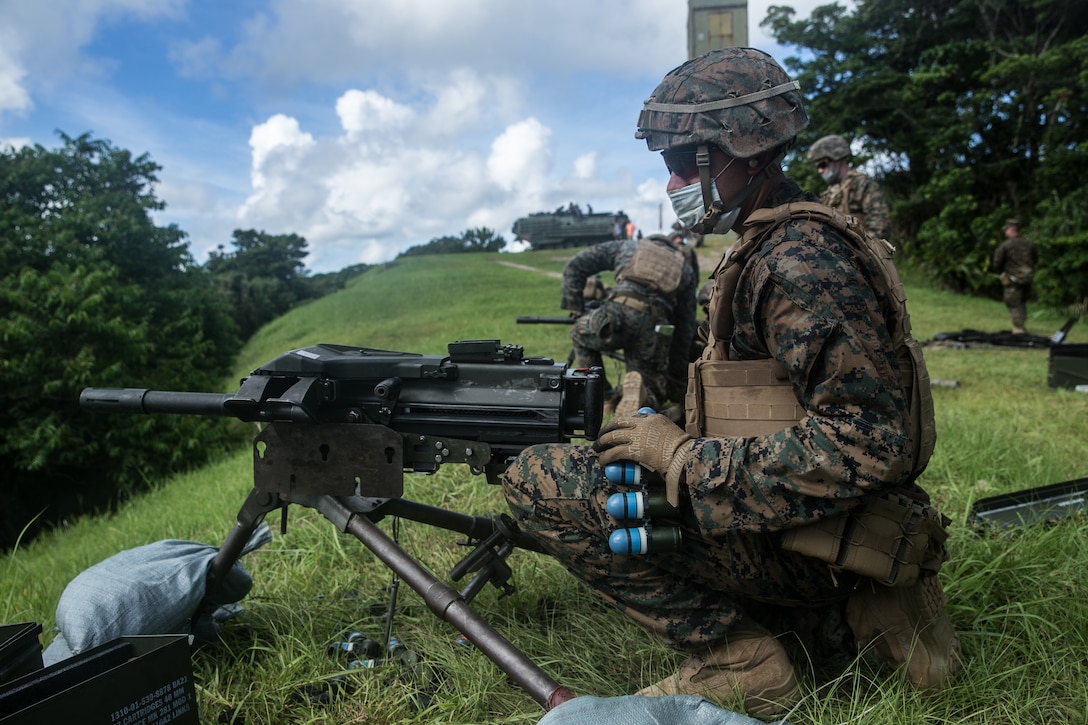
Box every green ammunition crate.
[0,635,197,724]
[1048,343,1088,389]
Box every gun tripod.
[203,469,574,711]
[79,341,605,713]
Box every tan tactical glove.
[594,413,694,507]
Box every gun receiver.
[82,339,603,483]
[80,340,601,710]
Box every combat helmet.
[636,48,808,160]
[807,134,851,162]
[636,48,808,233]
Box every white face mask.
[820,163,842,184]
[668,181,742,234]
[668,157,737,231]
[668,180,718,230]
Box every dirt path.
[494,243,728,283]
[493,260,563,279]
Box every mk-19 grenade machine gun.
[80,340,603,710]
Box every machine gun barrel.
[80,387,235,416]
[516,316,575,325]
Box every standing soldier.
[503,48,959,718]
[807,134,892,239]
[561,234,697,417]
[992,218,1038,333]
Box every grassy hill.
[3,246,1087,724]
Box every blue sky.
[0,0,825,274]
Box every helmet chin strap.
[694,144,718,233]
[692,143,763,234]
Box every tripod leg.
[315,495,575,711]
[205,488,281,604]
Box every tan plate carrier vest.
[687,202,946,587]
[619,239,684,296]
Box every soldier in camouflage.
[992,218,1038,333]
[562,234,697,414]
[503,48,960,719]
[807,134,892,239]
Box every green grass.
[4,247,1087,723]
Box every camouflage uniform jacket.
[820,168,891,239]
[562,237,697,380]
[681,178,917,536]
[992,233,1038,286]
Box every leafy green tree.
[397,227,506,257]
[0,133,240,547]
[207,229,308,283]
[307,263,371,299]
[765,0,1088,309]
[206,229,312,339]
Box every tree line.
[395,227,506,257]
[766,0,1087,311]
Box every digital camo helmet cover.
[807,134,852,161]
[636,48,808,159]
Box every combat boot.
[637,619,799,719]
[614,371,649,418]
[846,574,962,690]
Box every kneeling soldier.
[503,48,960,719]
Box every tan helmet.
[807,134,851,162]
[636,48,809,159]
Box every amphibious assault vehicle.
[512,203,629,250]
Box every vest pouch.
[685,358,804,438]
[621,241,683,295]
[781,492,950,587]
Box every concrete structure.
[688,0,748,58]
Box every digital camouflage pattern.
[684,177,916,533]
[562,237,697,407]
[635,48,808,159]
[503,443,848,652]
[807,135,851,162]
[819,169,892,239]
[507,48,954,678]
[505,175,926,650]
[570,301,671,405]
